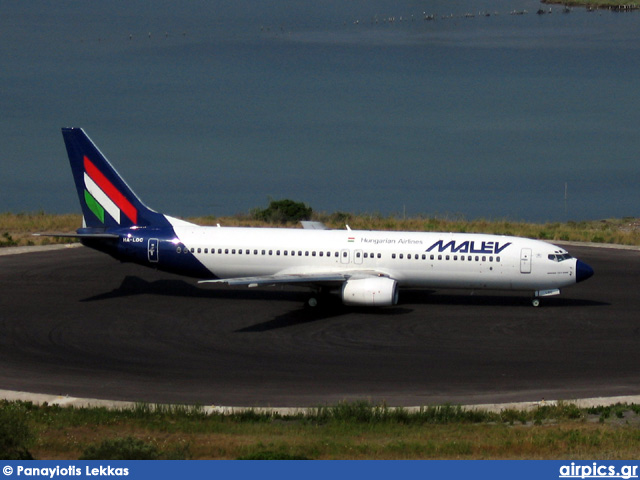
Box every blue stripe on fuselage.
[88,227,212,279]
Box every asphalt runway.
[1,244,639,407]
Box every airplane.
[46,127,594,308]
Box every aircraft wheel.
[532,298,541,307]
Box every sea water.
[1,0,639,222]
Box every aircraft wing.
[198,270,385,288]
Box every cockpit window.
[548,253,573,262]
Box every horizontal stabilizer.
[33,232,120,239]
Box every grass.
[4,400,640,460]
[2,211,640,248]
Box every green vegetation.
[0,402,34,460]
[3,210,640,249]
[3,400,640,460]
[251,199,313,224]
[79,437,160,460]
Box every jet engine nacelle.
[341,277,399,307]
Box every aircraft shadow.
[400,289,609,308]
[81,277,607,334]
[235,302,413,333]
[80,275,304,303]
[81,275,414,332]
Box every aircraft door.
[340,249,350,264]
[148,238,159,263]
[520,248,531,274]
[354,250,363,265]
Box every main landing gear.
[305,287,333,309]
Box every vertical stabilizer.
[62,128,170,229]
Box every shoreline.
[2,212,640,248]
[542,0,640,10]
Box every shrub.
[0,402,34,460]
[252,199,312,224]
[1,232,18,247]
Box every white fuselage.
[172,226,579,292]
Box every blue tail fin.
[62,128,170,229]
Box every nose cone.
[576,260,594,283]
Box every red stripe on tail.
[84,156,138,224]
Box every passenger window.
[176,247,181,253]
[276,250,280,255]
[445,255,450,261]
[438,255,442,260]
[497,256,501,262]
[284,251,288,256]
[319,252,324,257]
[238,249,242,254]
[482,256,486,262]
[392,254,396,259]
[191,248,195,253]
[254,250,258,255]
[269,250,273,255]
[377,253,381,259]
[342,251,347,257]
